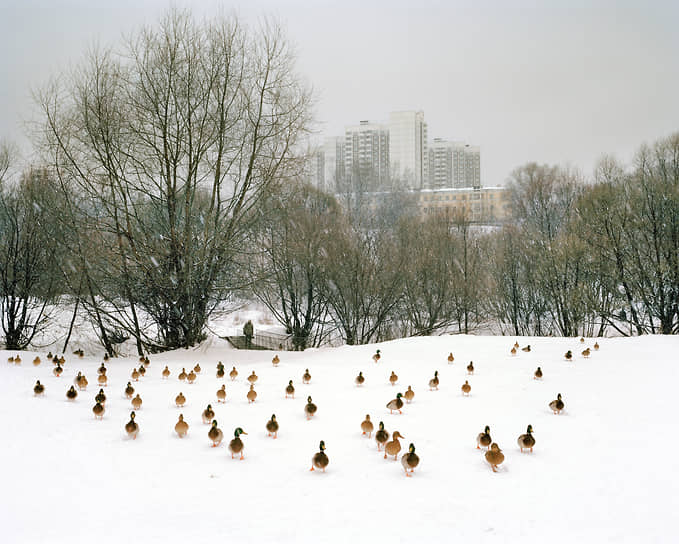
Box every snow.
[1,334,677,543]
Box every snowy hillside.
[1,334,677,543]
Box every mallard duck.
[229,367,238,381]
[355,371,365,386]
[14,355,22,364]
[384,431,404,460]
[32,356,41,366]
[97,373,107,387]
[131,368,140,381]
[247,385,257,404]
[302,369,311,384]
[175,414,189,438]
[272,355,280,366]
[447,352,454,364]
[229,427,248,458]
[404,385,415,403]
[476,425,491,450]
[401,443,420,477]
[513,341,520,349]
[522,345,531,352]
[143,356,150,367]
[372,349,381,363]
[8,355,14,363]
[202,404,215,424]
[247,371,258,385]
[375,422,389,451]
[66,385,78,401]
[216,384,226,403]
[131,394,142,410]
[207,420,223,447]
[428,371,439,390]
[187,370,196,384]
[76,349,84,358]
[95,389,106,404]
[582,348,590,358]
[124,382,135,399]
[59,356,65,365]
[93,401,105,420]
[178,368,187,381]
[517,424,535,452]
[162,366,171,379]
[549,393,565,414]
[485,443,504,472]
[193,364,201,374]
[266,415,279,438]
[461,380,471,396]
[564,350,573,361]
[510,347,517,356]
[53,363,63,377]
[594,341,600,351]
[175,392,186,407]
[467,361,474,375]
[125,412,139,439]
[285,380,295,399]
[580,337,585,343]
[534,367,543,380]
[139,355,145,363]
[305,396,317,419]
[103,353,109,362]
[386,393,404,414]
[361,414,374,437]
[74,372,85,389]
[389,371,398,386]
[216,363,225,379]
[47,351,53,360]
[310,440,329,472]
[33,380,45,396]
[97,363,106,376]
[138,365,146,377]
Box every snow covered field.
[1,334,677,543]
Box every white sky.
[1,0,678,184]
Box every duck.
[522,345,531,352]
[216,363,225,379]
[513,341,520,349]
[143,356,150,367]
[404,385,415,403]
[534,367,543,380]
[175,414,189,438]
[131,394,142,410]
[582,347,590,358]
[517,424,535,452]
[131,368,140,382]
[272,355,280,367]
[467,361,475,375]
[302,369,311,384]
[428,371,439,390]
[14,355,22,364]
[549,393,565,414]
[375,422,389,451]
[389,371,398,386]
[355,371,365,386]
[74,372,86,390]
[305,396,317,419]
[76,349,84,358]
[202,404,215,424]
[178,368,187,381]
[386,393,404,414]
[139,355,146,363]
[310,440,329,472]
[461,380,471,396]
[361,414,374,437]
[66,385,78,400]
[247,371,258,385]
[594,341,600,351]
[564,350,573,361]
[372,349,381,363]
[229,427,248,458]
[96,363,106,376]
[33,380,45,396]
[138,365,146,377]
[447,352,454,364]
[384,431,404,460]
[485,443,504,472]
[216,384,226,403]
[125,412,139,439]
[97,373,107,387]
[162,366,171,379]
[193,363,201,374]
[32,356,41,366]
[207,420,223,447]
[285,380,295,399]
[124,382,135,399]
[8,355,14,363]
[95,389,106,405]
[186,370,197,384]
[53,363,63,377]
[47,351,53,360]
[229,367,238,381]
[580,337,585,343]
[175,391,186,407]
[401,443,420,477]
[59,356,65,365]
[92,401,105,420]
[103,353,109,362]
[266,415,279,438]
[476,425,492,450]
[247,385,257,404]
[510,347,517,356]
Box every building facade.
[428,139,480,190]
[388,110,428,189]
[418,186,510,224]
[344,121,390,192]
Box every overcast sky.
[1,0,678,184]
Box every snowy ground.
[1,334,677,543]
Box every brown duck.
[461,380,471,396]
[247,371,258,385]
[229,427,248,459]
[202,404,215,424]
[384,431,404,460]
[389,371,398,386]
[476,425,491,450]
[549,393,565,414]
[285,380,295,399]
[207,420,223,447]
[266,415,279,438]
[305,396,317,419]
[33,380,45,396]
[175,392,186,407]
[124,382,135,399]
[386,393,404,414]
[131,394,142,410]
[66,386,78,401]
[229,367,238,381]
[401,443,420,477]
[404,385,415,403]
[485,443,504,472]
[375,421,389,451]
[216,384,226,403]
[310,441,329,472]
[428,371,439,390]
[175,414,189,438]
[517,424,535,453]
[355,371,365,386]
[466,361,474,375]
[272,355,280,367]
[125,412,139,439]
[302,369,311,384]
[93,401,105,420]
[534,367,543,380]
[162,366,171,379]
[361,414,374,437]
[247,385,257,403]
[447,352,454,364]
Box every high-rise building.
[309,149,325,192]
[322,136,345,192]
[463,145,481,188]
[344,121,390,192]
[388,111,427,189]
[428,139,481,189]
